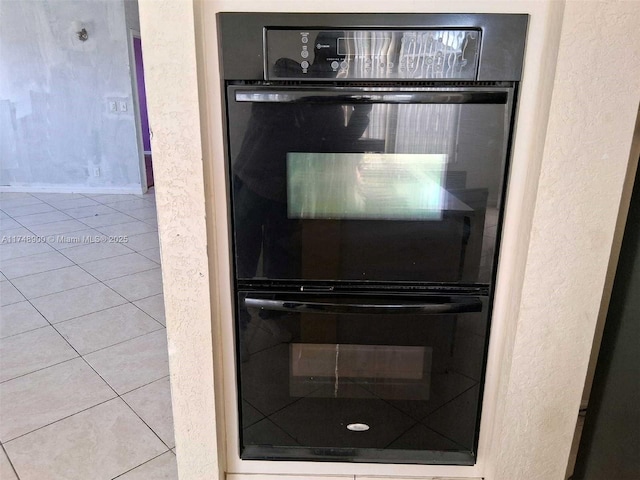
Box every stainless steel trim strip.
[235,89,508,104]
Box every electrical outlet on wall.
[118,100,127,112]
[93,167,100,177]
[108,100,117,113]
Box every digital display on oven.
[287,153,448,221]
[336,37,348,56]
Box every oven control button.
[301,36,308,44]
[340,61,348,69]
[301,50,309,58]
[301,60,309,69]
[331,61,339,70]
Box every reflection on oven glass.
[287,153,447,220]
[290,343,432,400]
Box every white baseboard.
[226,476,353,480]
[226,476,478,480]
[0,185,144,195]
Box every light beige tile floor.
[0,190,177,479]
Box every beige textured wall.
[137,0,640,479]
[137,1,222,478]
[486,1,640,479]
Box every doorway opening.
[131,32,153,189]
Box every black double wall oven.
[218,13,527,465]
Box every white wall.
[0,0,142,193]
[124,0,140,32]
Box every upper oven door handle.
[244,295,483,315]
[234,89,508,105]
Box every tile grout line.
[0,306,161,382]
[0,356,80,386]
[2,397,118,445]
[10,213,75,229]
[2,193,157,245]
[5,289,83,378]
[4,194,115,232]
[2,373,173,445]
[0,324,51,342]
[6,303,160,445]
[111,373,172,398]
[93,221,159,235]
[97,264,163,283]
[0,193,83,233]
[0,300,26,309]
[74,210,141,230]
[3,231,155,267]
[52,241,161,305]
[59,236,138,257]
[1,320,173,456]
[68,326,166,357]
[3,256,159,283]
[4,271,101,302]
[121,374,170,396]
[2,300,164,383]
[0,204,56,219]
[110,449,173,479]
[0,216,58,256]
[2,280,127,327]
[128,301,166,330]
[120,393,174,451]
[49,233,138,257]
[1,225,103,256]
[31,287,164,329]
[2,376,175,446]
[45,297,151,328]
[0,441,21,480]
[28,193,105,211]
[0,274,32,314]
[1,261,90,283]
[24,292,165,361]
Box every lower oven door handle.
[244,296,483,315]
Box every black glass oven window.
[228,89,509,284]
[287,153,448,221]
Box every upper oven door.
[227,85,514,284]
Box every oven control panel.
[265,29,480,81]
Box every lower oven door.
[236,291,489,465]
